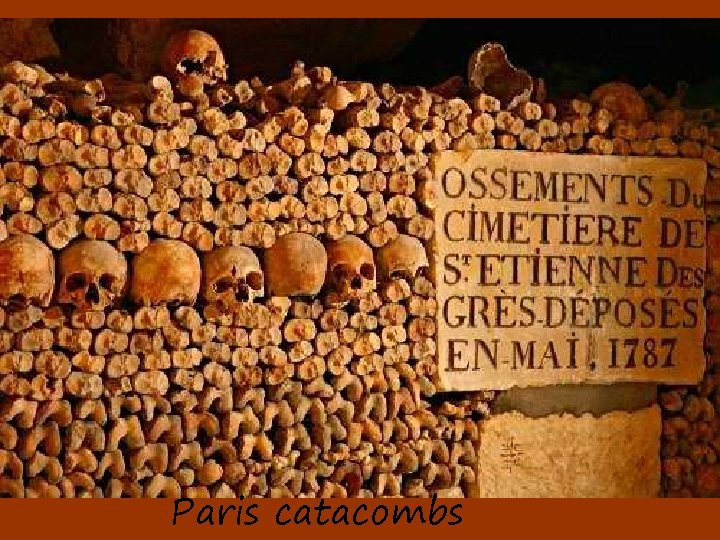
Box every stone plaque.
[432,151,706,390]
[473,406,661,498]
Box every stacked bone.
[556,84,720,497]
[463,47,720,498]
[0,30,491,498]
[0,32,718,497]
[665,197,720,496]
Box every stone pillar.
[472,384,661,497]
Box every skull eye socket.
[178,58,205,75]
[388,269,410,280]
[66,273,87,292]
[213,278,234,294]
[246,271,263,291]
[359,263,375,281]
[332,264,353,282]
[99,273,117,291]
[7,294,27,311]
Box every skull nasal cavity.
[85,283,100,303]
[236,285,250,301]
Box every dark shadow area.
[46,19,720,105]
[347,19,720,101]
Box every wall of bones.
[0,29,718,497]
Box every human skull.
[161,29,227,86]
[324,235,376,305]
[376,234,429,282]
[130,240,201,306]
[202,246,264,311]
[467,42,533,110]
[590,82,648,124]
[57,240,127,311]
[0,234,55,309]
[264,233,327,297]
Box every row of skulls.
[0,233,430,312]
